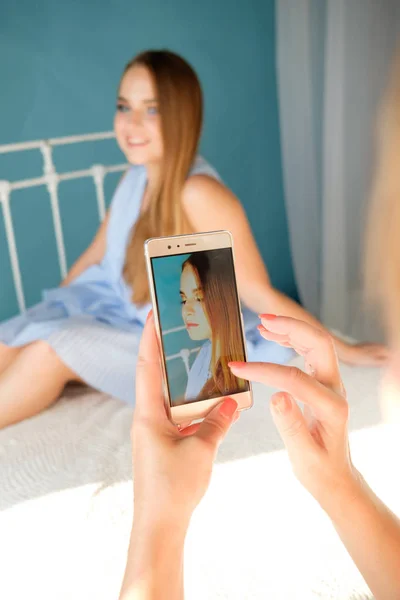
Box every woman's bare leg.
[0,343,22,377]
[0,340,83,430]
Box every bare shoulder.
[182,174,239,208]
[182,174,245,231]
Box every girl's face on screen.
[180,265,212,341]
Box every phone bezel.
[144,230,253,426]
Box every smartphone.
[144,230,253,426]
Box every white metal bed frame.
[0,131,198,375]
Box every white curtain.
[276,0,400,341]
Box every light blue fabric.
[0,156,294,404]
[185,340,212,401]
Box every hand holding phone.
[132,312,240,520]
[144,230,253,426]
[120,313,240,599]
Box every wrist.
[120,517,187,600]
[318,468,368,522]
[333,337,352,360]
[132,504,191,546]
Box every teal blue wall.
[0,0,297,322]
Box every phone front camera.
[168,245,171,249]
[177,245,180,248]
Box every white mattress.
[0,355,398,600]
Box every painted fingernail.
[146,309,153,322]
[259,314,277,320]
[272,393,291,415]
[219,398,238,418]
[228,361,245,371]
[257,324,267,333]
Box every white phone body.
[144,230,253,427]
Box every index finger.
[259,315,343,395]
[229,361,345,421]
[135,312,168,421]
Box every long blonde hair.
[122,50,203,304]
[182,251,247,399]
[365,51,400,341]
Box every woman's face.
[180,264,212,341]
[114,65,164,166]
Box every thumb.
[270,393,314,457]
[135,311,166,420]
[195,398,238,448]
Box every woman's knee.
[26,340,57,360]
[24,341,69,376]
[0,342,21,371]
[0,342,19,356]
[25,340,82,382]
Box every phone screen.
[151,247,250,407]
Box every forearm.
[60,214,109,287]
[60,255,97,287]
[243,285,349,357]
[119,520,187,600]
[259,287,323,329]
[323,473,400,599]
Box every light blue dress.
[0,157,294,405]
[185,341,212,401]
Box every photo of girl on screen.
[179,249,248,402]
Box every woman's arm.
[61,169,128,286]
[119,520,186,600]
[326,473,400,600]
[119,314,239,600]
[60,213,110,287]
[182,176,337,320]
[230,316,400,599]
[182,176,272,311]
[182,175,388,365]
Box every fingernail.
[259,314,277,320]
[228,361,245,371]
[272,394,291,415]
[219,398,238,418]
[146,309,153,322]
[257,324,267,333]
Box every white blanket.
[0,356,398,599]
